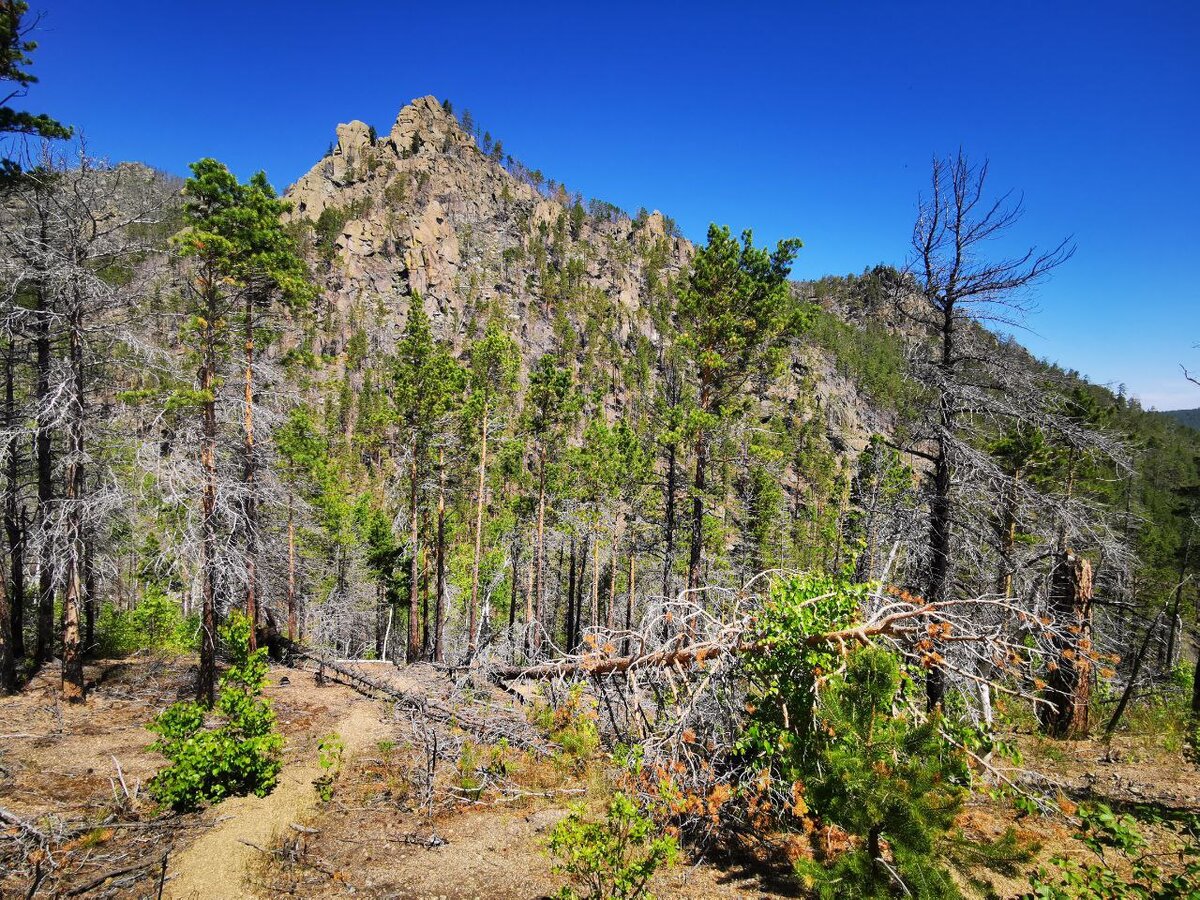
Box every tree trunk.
[0,531,12,692]
[565,537,576,652]
[61,300,86,703]
[434,447,447,663]
[687,428,707,596]
[1042,551,1095,738]
[198,306,219,706]
[4,340,23,661]
[523,540,536,657]
[662,442,676,600]
[407,454,421,663]
[421,507,431,658]
[83,539,95,653]
[997,473,1018,598]
[242,294,258,650]
[1164,525,1191,669]
[508,535,519,637]
[468,403,488,655]
[1191,645,1200,719]
[34,279,53,664]
[606,530,618,631]
[287,494,297,642]
[623,547,635,656]
[590,527,601,630]
[533,451,547,649]
[925,433,952,711]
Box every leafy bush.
[1025,803,1200,899]
[146,612,283,811]
[96,587,198,656]
[737,572,868,781]
[314,732,345,802]
[531,684,600,764]
[548,792,678,900]
[740,575,1014,898]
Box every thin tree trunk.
[434,447,447,663]
[591,527,600,629]
[623,547,635,657]
[242,294,258,650]
[4,339,23,661]
[533,451,547,648]
[60,312,84,705]
[565,537,576,652]
[287,494,297,642]
[469,402,488,655]
[1164,525,1191,669]
[421,507,431,658]
[606,530,618,631]
[198,297,219,706]
[83,539,95,653]
[508,535,519,642]
[575,532,589,650]
[0,524,11,692]
[523,541,535,656]
[662,442,676,601]
[925,432,953,711]
[1105,611,1163,738]
[61,298,86,703]
[34,277,53,663]
[685,416,709,645]
[407,454,421,663]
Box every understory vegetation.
[1,8,1199,896]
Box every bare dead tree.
[0,146,170,699]
[899,151,1076,710]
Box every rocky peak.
[388,95,474,158]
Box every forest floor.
[1,654,1197,899]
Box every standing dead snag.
[1041,551,1094,738]
[900,151,1075,710]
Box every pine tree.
[676,225,802,597]
[797,647,969,899]
[393,300,463,662]
[464,323,519,657]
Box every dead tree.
[901,151,1075,709]
[0,149,169,700]
[1040,550,1094,737]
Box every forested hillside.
[1165,408,1200,430]
[2,60,1199,900]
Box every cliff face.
[286,97,691,361]
[284,95,883,458]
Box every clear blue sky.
[24,0,1200,409]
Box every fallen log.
[290,650,552,755]
[0,804,46,842]
[493,606,931,681]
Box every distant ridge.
[1162,408,1200,430]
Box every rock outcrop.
[283,95,879,458]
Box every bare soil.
[2,655,1197,899]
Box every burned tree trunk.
[1041,551,1094,738]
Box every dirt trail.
[166,695,389,900]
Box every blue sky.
[22,1,1200,409]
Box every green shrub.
[740,575,1019,898]
[1024,804,1200,899]
[548,792,678,900]
[146,612,283,811]
[530,684,600,765]
[96,588,198,656]
[314,732,345,802]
